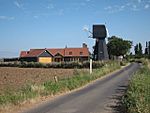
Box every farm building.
[20,44,89,63]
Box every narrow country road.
[22,63,140,113]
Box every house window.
[80,52,83,55]
[69,52,72,55]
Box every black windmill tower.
[92,25,109,61]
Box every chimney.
[82,43,87,48]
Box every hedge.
[0,61,109,69]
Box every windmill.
[84,24,109,61]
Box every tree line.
[134,41,150,58]
[103,36,150,59]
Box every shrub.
[0,85,37,105]
[43,81,61,95]
[0,60,121,69]
[122,64,150,113]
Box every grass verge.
[0,61,122,111]
[122,60,150,113]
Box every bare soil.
[0,67,81,94]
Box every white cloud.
[126,3,131,6]
[145,4,150,9]
[52,9,64,16]
[138,0,142,3]
[83,25,89,32]
[104,6,112,10]
[14,0,24,10]
[119,5,126,11]
[33,15,39,19]
[104,5,126,13]
[14,1,22,8]
[104,0,150,13]
[46,4,54,9]
[86,0,91,2]
[131,4,139,11]
[0,16,15,20]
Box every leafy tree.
[134,44,139,55]
[107,36,132,57]
[149,41,150,58]
[145,42,148,55]
[149,41,150,55]
[134,42,143,58]
[138,43,143,55]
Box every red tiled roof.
[20,51,29,57]
[64,48,89,57]
[47,49,65,56]
[20,47,89,58]
[20,49,45,57]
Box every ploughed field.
[0,67,85,94]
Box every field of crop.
[0,67,85,94]
[0,61,122,113]
[122,60,150,113]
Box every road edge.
[19,63,135,113]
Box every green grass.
[0,85,37,105]
[122,62,150,113]
[0,61,122,106]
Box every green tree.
[134,44,139,55]
[145,42,148,55]
[138,43,143,55]
[134,42,143,58]
[148,41,150,59]
[107,36,132,57]
[149,41,150,54]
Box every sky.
[0,0,150,58]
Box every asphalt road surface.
[22,63,140,113]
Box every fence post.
[90,59,92,74]
[54,76,58,82]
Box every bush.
[43,81,61,95]
[0,62,20,67]
[0,85,37,105]
[20,62,46,68]
[0,61,108,69]
[122,63,150,113]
